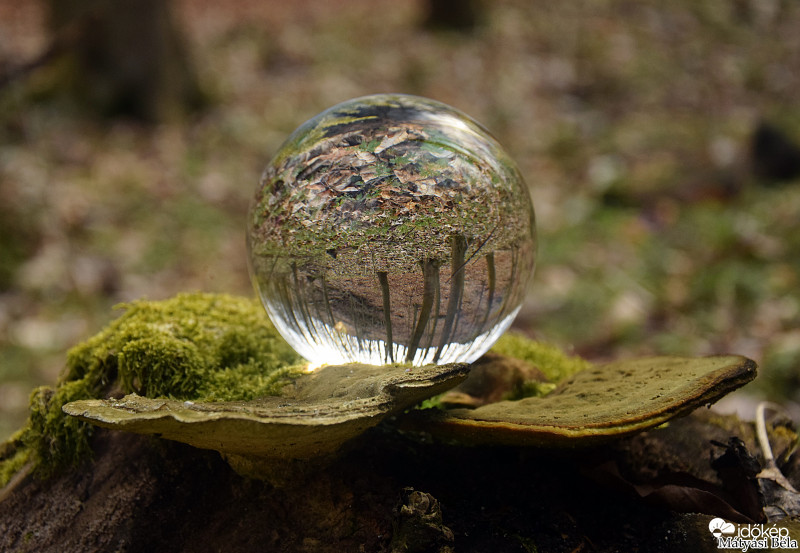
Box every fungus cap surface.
[402,355,757,446]
[63,362,468,459]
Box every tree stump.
[2,409,798,552]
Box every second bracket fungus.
[247,94,536,367]
[402,354,757,447]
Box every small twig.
[755,401,780,467]
[755,401,799,493]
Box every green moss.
[0,293,304,486]
[505,381,557,401]
[65,292,304,399]
[0,430,32,487]
[416,395,445,410]
[490,333,591,384]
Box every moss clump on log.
[490,332,591,384]
[0,293,305,485]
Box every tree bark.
[45,0,203,121]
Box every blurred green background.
[2,0,800,441]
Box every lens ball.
[247,94,536,366]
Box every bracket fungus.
[400,354,757,447]
[63,361,468,476]
[31,292,468,478]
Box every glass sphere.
[247,94,536,366]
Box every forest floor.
[1,0,800,442]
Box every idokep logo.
[709,518,736,538]
[709,518,799,551]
